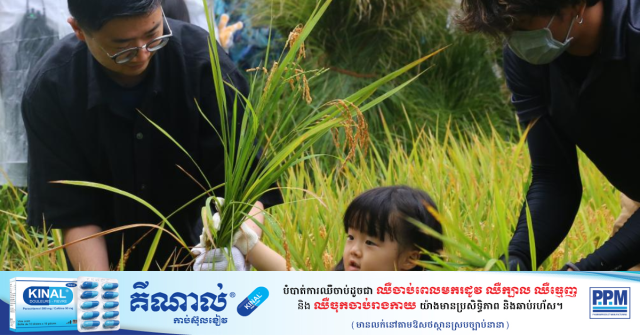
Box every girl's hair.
[334,186,443,271]
[161,0,191,23]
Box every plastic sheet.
[183,0,213,32]
[0,0,71,186]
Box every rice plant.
[0,118,619,271]
[0,175,68,271]
[189,0,443,260]
[251,0,515,137]
[27,0,443,270]
[257,120,617,271]
[0,1,618,272]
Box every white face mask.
[508,15,577,65]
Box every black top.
[503,0,640,270]
[22,18,282,270]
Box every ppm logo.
[590,287,630,319]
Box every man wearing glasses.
[21,0,280,270]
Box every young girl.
[332,186,443,271]
[196,186,443,271]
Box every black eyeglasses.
[96,7,173,64]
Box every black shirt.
[504,0,640,270]
[22,18,281,270]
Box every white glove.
[192,197,235,271]
[192,247,250,271]
[190,197,259,270]
[232,222,259,255]
[194,197,225,248]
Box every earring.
[577,15,584,24]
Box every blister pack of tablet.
[76,277,120,332]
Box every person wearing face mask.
[457,0,640,271]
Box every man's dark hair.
[68,0,162,32]
[457,0,601,37]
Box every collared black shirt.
[22,19,281,270]
[503,0,640,270]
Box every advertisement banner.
[1,271,639,334]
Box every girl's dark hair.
[68,0,161,32]
[334,186,443,271]
[161,0,191,23]
[457,0,601,37]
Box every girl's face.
[343,228,419,271]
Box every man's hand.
[191,200,264,271]
[62,225,109,271]
[560,262,580,271]
[191,219,259,270]
[192,246,249,271]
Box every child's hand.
[192,246,249,271]
[217,14,244,52]
[233,222,259,255]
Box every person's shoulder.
[502,46,547,91]
[502,46,549,122]
[166,19,212,60]
[628,0,640,53]
[25,34,87,98]
[502,45,544,74]
[166,19,237,73]
[629,0,639,29]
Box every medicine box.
[10,277,78,332]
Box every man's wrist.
[63,225,110,271]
